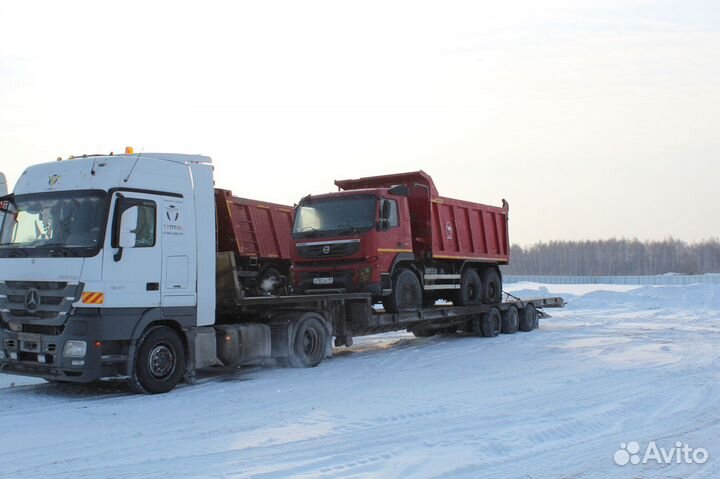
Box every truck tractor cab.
[0,153,216,392]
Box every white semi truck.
[0,153,564,393]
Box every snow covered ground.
[1,283,719,478]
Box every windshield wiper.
[45,248,82,258]
[336,223,360,234]
[47,246,77,257]
[300,226,321,237]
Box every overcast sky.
[1,0,718,245]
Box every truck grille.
[296,240,360,259]
[0,281,82,325]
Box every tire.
[481,308,502,337]
[382,268,422,313]
[454,268,483,306]
[287,316,328,368]
[502,306,519,334]
[481,268,502,304]
[519,304,537,332]
[129,326,185,394]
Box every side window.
[387,199,399,228]
[114,198,157,248]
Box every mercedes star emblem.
[25,289,41,312]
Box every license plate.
[18,332,41,343]
[313,277,334,285]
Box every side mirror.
[381,199,391,220]
[377,199,390,231]
[118,206,139,248]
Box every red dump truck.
[214,189,294,295]
[291,171,509,312]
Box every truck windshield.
[293,195,376,238]
[0,190,107,257]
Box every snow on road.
[1,283,719,478]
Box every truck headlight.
[63,340,87,358]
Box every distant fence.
[504,275,720,285]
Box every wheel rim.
[148,343,176,379]
[303,328,321,357]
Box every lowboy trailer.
[0,152,564,394]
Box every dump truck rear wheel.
[481,268,502,304]
[519,304,537,332]
[455,268,483,306]
[481,308,502,337]
[383,268,422,313]
[502,306,519,334]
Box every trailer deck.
[223,292,566,346]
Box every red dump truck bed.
[334,170,510,264]
[214,189,294,261]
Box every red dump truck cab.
[290,171,509,312]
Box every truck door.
[103,192,162,308]
[160,198,196,307]
[376,197,412,271]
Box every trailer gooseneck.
[0,153,563,394]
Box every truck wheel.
[287,316,327,368]
[382,268,422,313]
[481,308,502,337]
[481,268,502,304]
[129,326,185,394]
[455,268,483,306]
[502,306,519,334]
[519,304,537,332]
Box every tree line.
[502,238,720,275]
